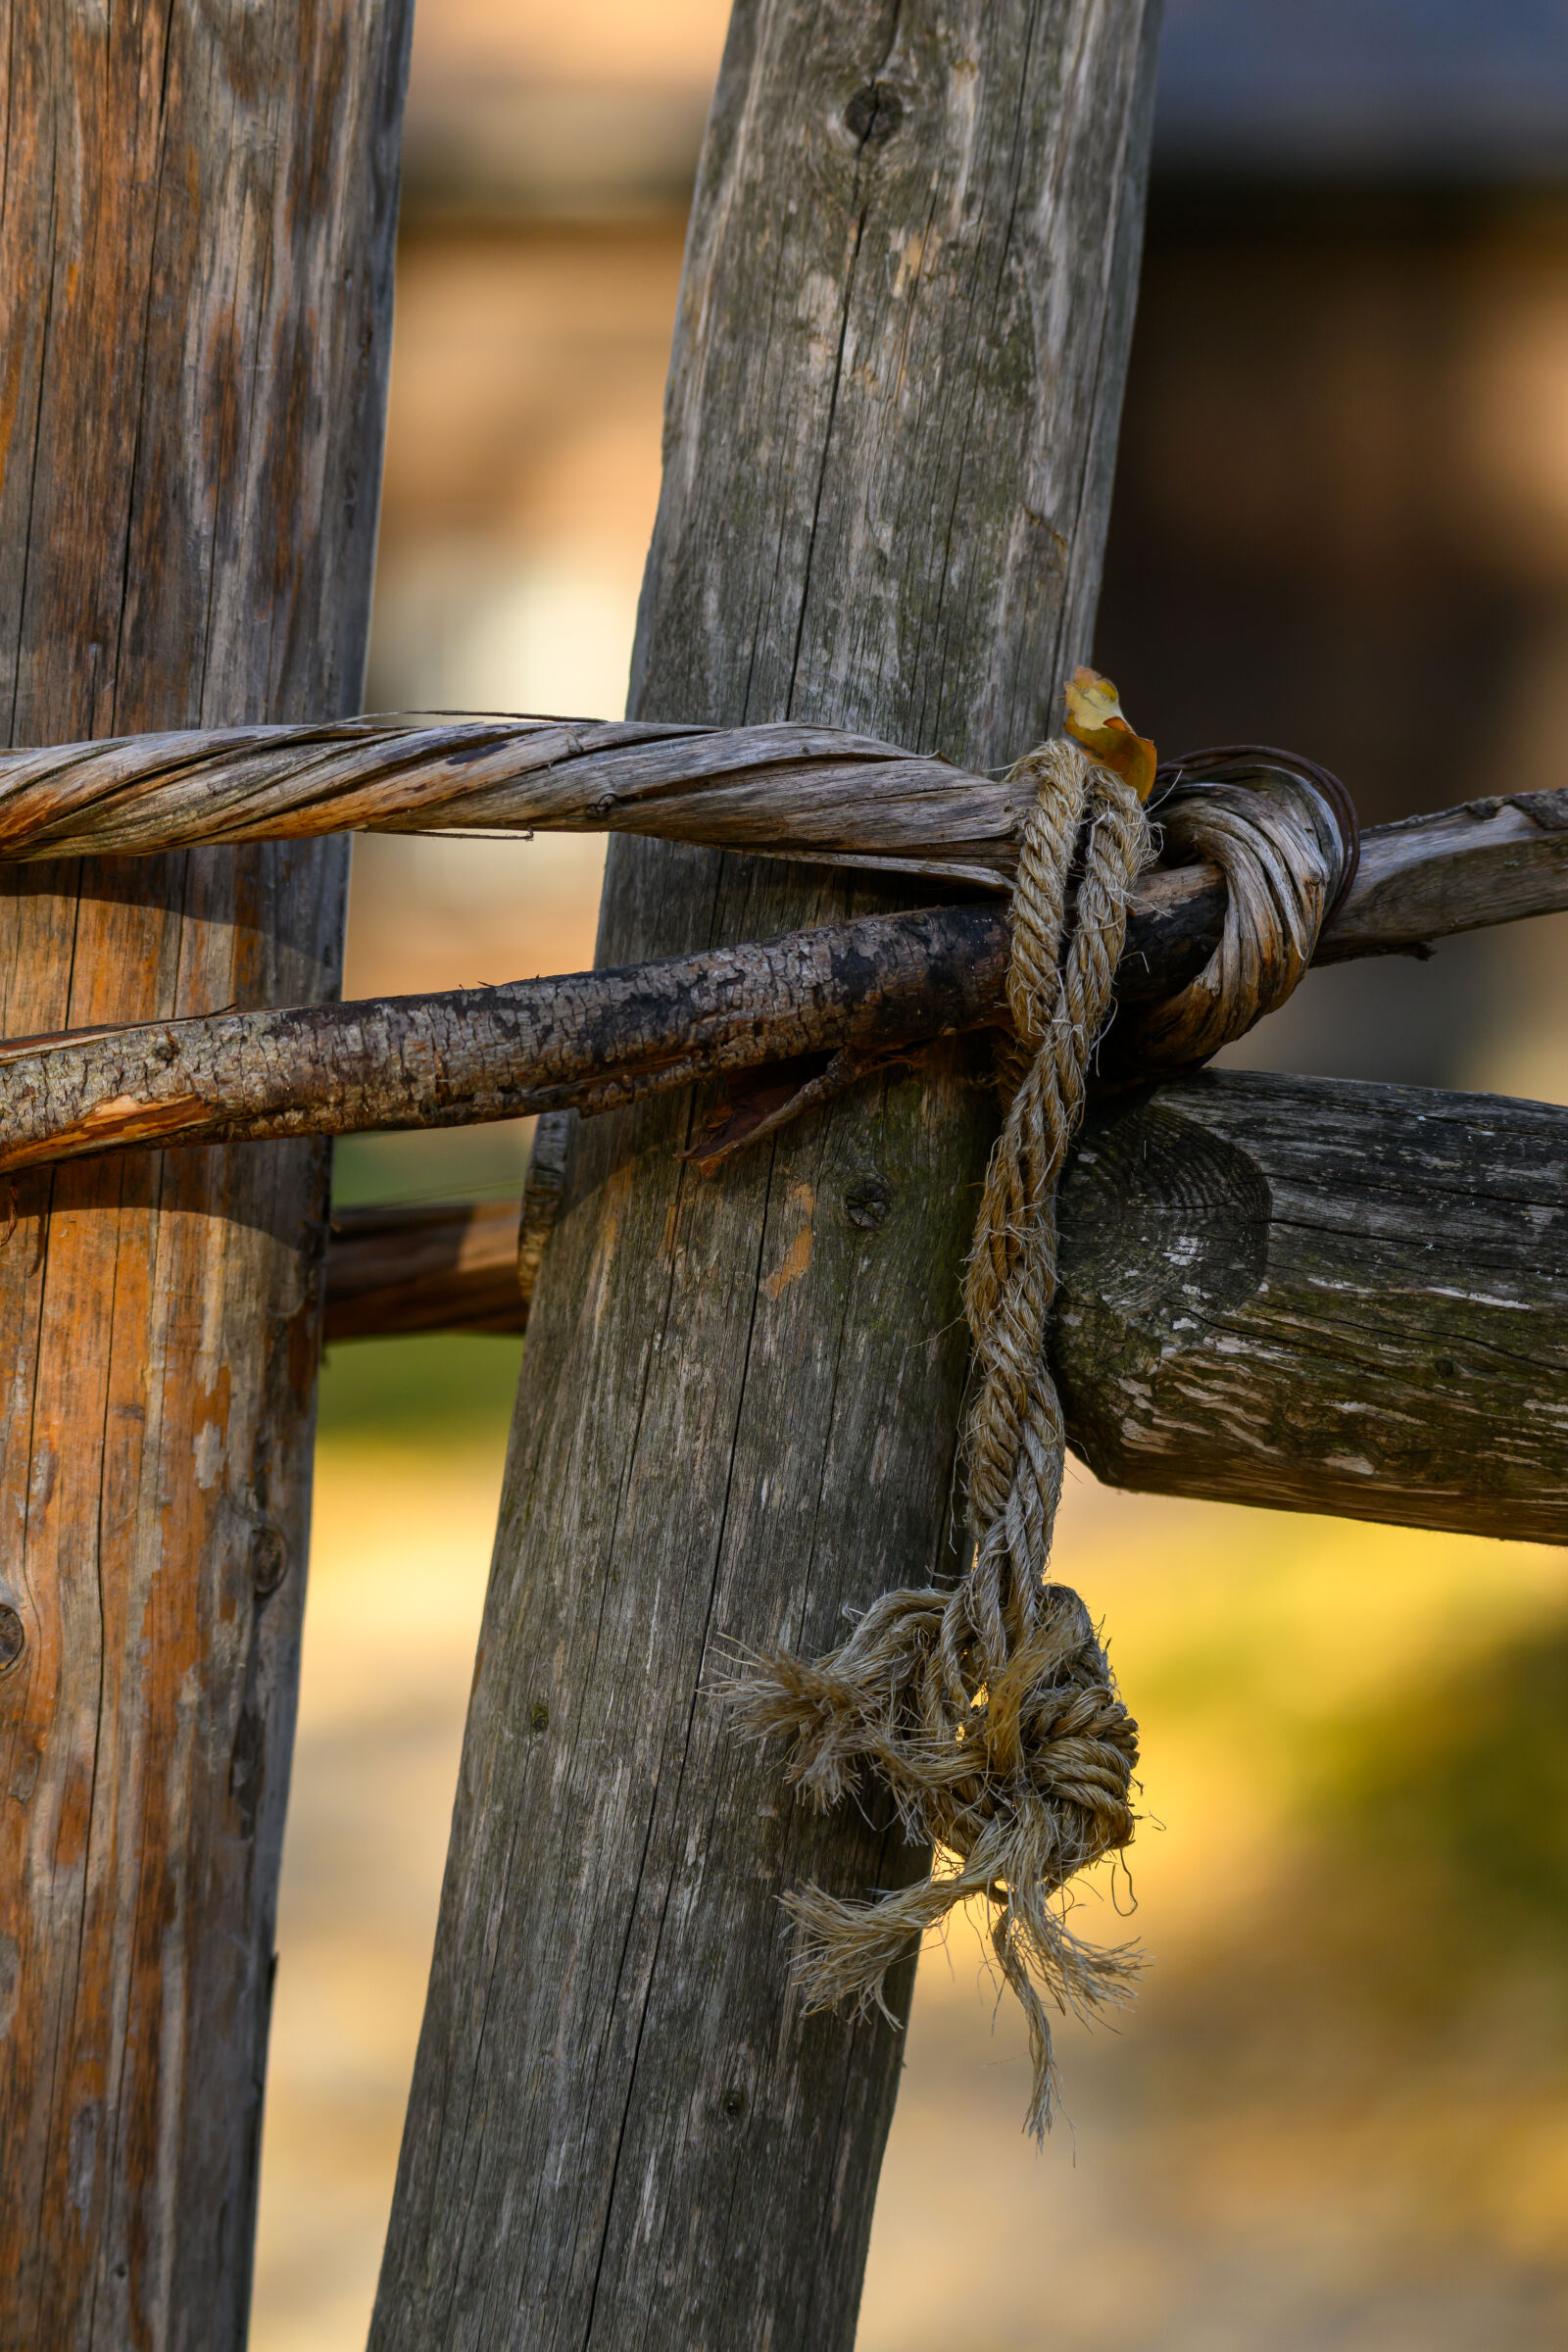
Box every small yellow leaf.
[1062,664,1157,801]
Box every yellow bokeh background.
[256,1435,1568,2349]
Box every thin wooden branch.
[1314,785,1568,958]
[0,781,1563,1177]
[0,780,1560,1185]
[1120,783,1568,972]
[0,906,1008,1173]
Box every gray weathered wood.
[1317,785,1568,961]
[13,771,1566,1176]
[370,6,1163,2348]
[1054,1071,1568,1544]
[0,716,1023,883]
[0,7,411,2345]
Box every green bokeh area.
[317,1122,532,1445]
[329,1122,534,1209]
[317,1333,523,1445]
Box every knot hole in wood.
[844,79,906,148]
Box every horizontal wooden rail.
[324,1200,526,1340]
[321,1115,565,1343]
[1055,1070,1568,1544]
[323,1072,1568,1547]
[0,906,1004,1173]
[0,782,1563,1177]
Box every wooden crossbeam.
[323,1200,526,1341]
[0,709,1558,936]
[319,1068,1568,1547]
[1054,1072,1568,1544]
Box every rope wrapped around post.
[723,736,1358,2136]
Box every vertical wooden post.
[374,4,1161,2346]
[0,7,411,2345]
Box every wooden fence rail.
[0,710,1559,942]
[319,1065,1568,1545]
[0,774,1562,1176]
[1056,1071,1568,1544]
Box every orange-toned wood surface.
[0,7,411,2345]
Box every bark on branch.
[0,906,1006,1173]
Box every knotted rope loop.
[1123,750,1359,1071]
[724,738,1151,2141]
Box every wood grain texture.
[322,1050,1568,1541]
[371,6,1163,2349]
[1316,785,1568,961]
[0,716,1025,884]
[1054,1071,1568,1544]
[0,719,1563,957]
[0,7,411,2347]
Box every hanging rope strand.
[724,732,1355,2135]
[723,739,1152,2140]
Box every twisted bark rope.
[0,714,1023,885]
[725,741,1356,2138]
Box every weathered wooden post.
[374,5,1162,2345]
[0,8,410,2344]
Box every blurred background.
[251,5,1568,2346]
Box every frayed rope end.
[716,1577,1145,2138]
[777,1858,1146,2145]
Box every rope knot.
[725,719,1356,2138]
[725,737,1152,2138]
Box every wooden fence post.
[0,7,411,2345]
[373,4,1162,2346]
